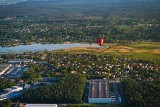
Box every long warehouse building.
[88,79,111,103]
[8,59,33,64]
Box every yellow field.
[64,44,160,55]
[62,42,160,64]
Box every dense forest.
[0,79,16,90]
[67,104,123,107]
[0,0,160,46]
[0,100,11,107]
[122,79,160,107]
[21,74,86,103]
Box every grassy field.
[127,42,160,50]
[60,42,160,64]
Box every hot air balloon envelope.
[98,38,104,46]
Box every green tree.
[0,100,12,107]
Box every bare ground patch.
[153,49,160,54]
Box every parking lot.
[83,81,90,103]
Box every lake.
[0,43,99,54]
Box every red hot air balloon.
[98,38,104,46]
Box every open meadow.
[63,42,160,64]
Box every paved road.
[83,81,90,103]
[113,82,120,104]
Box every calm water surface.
[0,43,99,54]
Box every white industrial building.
[2,86,23,94]
[88,79,112,103]
[11,86,23,92]
[25,104,57,107]
[0,86,23,101]
[0,64,29,78]
[8,59,33,64]
[0,64,11,76]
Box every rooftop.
[0,64,10,71]
[34,61,48,64]
[8,59,32,61]
[25,104,57,107]
[88,79,109,98]
[8,59,33,64]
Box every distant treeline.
[0,0,160,46]
[0,0,160,19]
